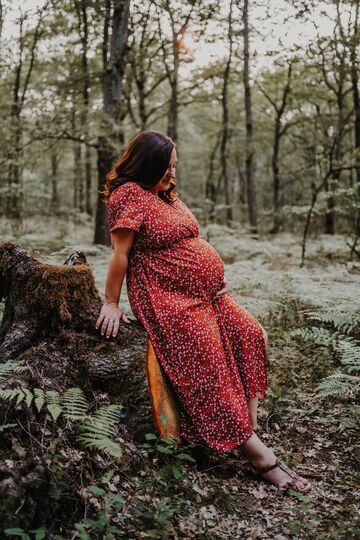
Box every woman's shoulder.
[111,181,146,196]
[109,182,149,205]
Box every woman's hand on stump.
[95,302,131,338]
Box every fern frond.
[0,423,17,432]
[316,372,360,397]
[337,339,360,373]
[15,389,27,405]
[78,405,123,460]
[86,405,122,436]
[62,388,88,420]
[290,326,336,347]
[80,405,122,438]
[338,417,358,433]
[23,389,34,407]
[339,404,360,432]
[77,435,123,460]
[0,360,27,381]
[46,390,62,421]
[304,309,359,334]
[34,388,45,412]
[0,388,28,404]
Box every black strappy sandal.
[249,458,312,493]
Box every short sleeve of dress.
[107,183,144,233]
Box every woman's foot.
[241,434,311,493]
[250,456,311,492]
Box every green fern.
[23,389,34,407]
[304,309,360,334]
[34,388,45,412]
[81,405,121,438]
[0,386,88,421]
[315,372,360,397]
[337,405,360,433]
[293,309,360,399]
[0,365,124,460]
[0,388,33,406]
[290,326,336,347]
[338,416,358,433]
[0,385,123,460]
[78,405,123,460]
[46,390,63,421]
[0,359,27,381]
[306,312,360,403]
[62,388,88,420]
[337,339,360,372]
[0,423,17,432]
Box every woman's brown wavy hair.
[101,130,178,205]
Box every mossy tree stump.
[0,242,153,434]
[0,242,159,528]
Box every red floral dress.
[108,182,268,453]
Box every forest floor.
[1,217,360,539]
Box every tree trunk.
[350,1,360,241]
[85,145,92,214]
[166,13,191,145]
[205,133,221,203]
[51,152,59,211]
[325,92,343,235]
[261,61,293,234]
[7,18,23,220]
[82,1,93,217]
[271,126,281,233]
[138,78,147,130]
[163,9,194,149]
[75,0,93,216]
[168,73,178,143]
[6,8,44,220]
[0,1,3,39]
[243,0,257,234]
[351,2,360,186]
[324,176,335,234]
[238,166,246,207]
[72,108,83,211]
[220,0,234,226]
[94,0,130,246]
[94,136,117,244]
[133,4,149,130]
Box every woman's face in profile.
[150,147,177,193]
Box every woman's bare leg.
[246,326,267,430]
[240,433,311,491]
[247,397,259,430]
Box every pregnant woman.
[95,130,311,493]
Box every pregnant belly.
[132,237,225,301]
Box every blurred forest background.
[0,1,360,539]
[0,0,359,256]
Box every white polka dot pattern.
[108,182,268,452]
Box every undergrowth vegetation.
[0,362,124,459]
[0,226,359,538]
[291,308,360,433]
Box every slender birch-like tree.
[242,0,257,233]
[220,0,234,225]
